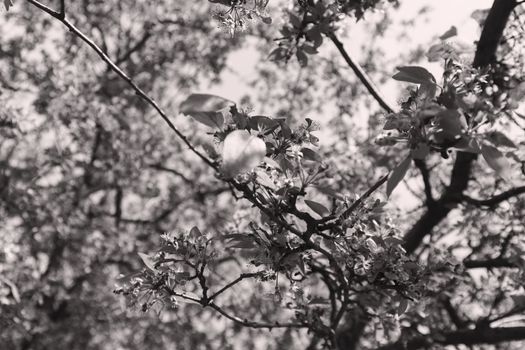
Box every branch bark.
[461,186,525,207]
[337,1,518,348]
[378,326,525,350]
[26,0,216,170]
[464,257,520,269]
[402,0,517,254]
[328,32,395,114]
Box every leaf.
[296,50,308,67]
[431,109,467,143]
[189,226,203,238]
[226,235,257,249]
[116,271,143,283]
[248,115,279,131]
[138,253,156,272]
[179,93,233,128]
[302,44,318,55]
[411,143,429,160]
[304,199,329,217]
[255,169,276,189]
[439,26,457,40]
[397,298,409,315]
[471,9,490,27]
[511,295,525,307]
[263,157,281,170]
[386,155,412,198]
[221,130,267,178]
[481,144,512,180]
[393,66,436,85]
[305,25,323,48]
[3,0,13,11]
[486,131,517,148]
[0,277,20,303]
[260,16,272,24]
[279,120,292,139]
[453,137,481,153]
[313,185,345,200]
[301,147,322,162]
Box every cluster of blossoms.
[376,44,521,167]
[210,0,272,35]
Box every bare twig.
[328,32,395,114]
[340,174,389,221]
[207,302,308,329]
[26,0,216,170]
[209,272,261,300]
[59,0,65,18]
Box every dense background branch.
[378,326,525,350]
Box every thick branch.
[378,326,525,350]
[402,0,517,254]
[338,1,519,349]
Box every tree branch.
[26,0,216,170]
[414,159,434,205]
[328,32,395,114]
[115,28,153,65]
[208,272,261,301]
[338,1,520,348]
[463,257,520,269]
[340,174,388,220]
[461,186,525,207]
[378,326,525,350]
[402,0,517,254]
[207,302,308,329]
[59,0,65,18]
[441,297,468,329]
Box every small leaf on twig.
[138,253,156,272]
[481,144,512,180]
[304,199,329,217]
[386,155,412,198]
[393,66,436,85]
[179,93,233,128]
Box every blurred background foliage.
[0,0,524,349]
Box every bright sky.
[207,0,493,105]
[202,0,494,211]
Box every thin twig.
[328,32,395,114]
[208,272,261,300]
[207,302,308,329]
[26,0,216,170]
[339,174,389,220]
[59,0,65,18]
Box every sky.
[207,0,494,105]
[201,0,495,211]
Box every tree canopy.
[1,0,525,349]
